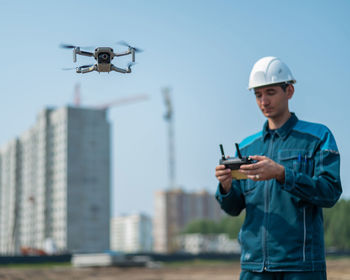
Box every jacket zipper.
[263,133,275,269]
[303,207,306,262]
[263,179,269,270]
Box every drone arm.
[75,49,94,57]
[114,50,135,62]
[114,50,132,57]
[76,65,97,74]
[111,64,131,74]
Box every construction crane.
[72,83,149,110]
[95,94,149,110]
[74,82,81,106]
[162,87,175,189]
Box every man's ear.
[286,84,294,99]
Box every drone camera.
[98,52,111,64]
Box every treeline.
[182,213,245,240]
[324,199,350,250]
[183,199,350,250]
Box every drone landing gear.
[74,64,132,74]
[111,65,131,74]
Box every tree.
[182,212,245,239]
[182,198,350,251]
[324,199,350,250]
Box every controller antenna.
[219,144,226,160]
[235,143,242,159]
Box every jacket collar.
[263,112,298,141]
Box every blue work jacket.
[216,113,342,272]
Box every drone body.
[61,42,141,74]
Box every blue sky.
[1,0,349,216]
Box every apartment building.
[110,213,153,253]
[153,188,223,253]
[0,106,111,254]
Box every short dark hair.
[280,84,288,92]
[254,82,293,92]
[279,82,293,92]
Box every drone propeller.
[60,43,78,49]
[118,41,143,53]
[60,43,94,50]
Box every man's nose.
[261,95,270,105]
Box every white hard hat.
[248,56,296,90]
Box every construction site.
[1,85,350,279]
[0,259,350,280]
[1,1,350,279]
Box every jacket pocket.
[278,149,313,175]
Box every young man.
[215,56,342,280]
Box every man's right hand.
[215,165,232,194]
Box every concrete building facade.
[0,106,111,254]
[153,189,223,253]
[110,213,153,253]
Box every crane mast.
[162,87,175,189]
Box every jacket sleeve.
[281,130,342,208]
[215,181,246,216]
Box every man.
[215,56,342,280]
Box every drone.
[60,41,142,74]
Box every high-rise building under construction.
[153,189,223,253]
[0,106,111,254]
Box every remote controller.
[219,143,253,180]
